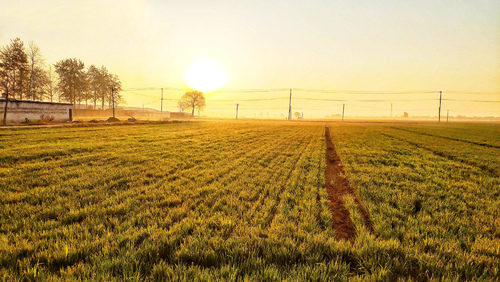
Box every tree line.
[0,38,123,109]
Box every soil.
[324,125,375,243]
[107,117,121,122]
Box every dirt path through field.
[325,125,375,242]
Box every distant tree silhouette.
[27,41,46,100]
[0,38,29,101]
[294,112,301,119]
[1,38,29,124]
[107,74,123,108]
[54,58,86,106]
[1,38,122,109]
[87,65,114,110]
[46,65,60,102]
[87,65,102,109]
[179,90,206,116]
[54,59,123,108]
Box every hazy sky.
[1,0,499,117]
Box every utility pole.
[342,104,345,122]
[447,109,449,123]
[236,103,239,119]
[160,88,163,120]
[288,89,292,120]
[2,89,9,125]
[111,87,115,118]
[438,91,442,123]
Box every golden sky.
[1,0,499,117]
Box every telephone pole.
[342,104,345,122]
[111,87,115,118]
[288,89,292,120]
[438,91,442,123]
[160,88,163,120]
[3,89,9,125]
[236,103,239,119]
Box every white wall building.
[0,99,73,124]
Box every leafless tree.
[46,65,57,102]
[27,41,45,100]
[108,74,123,107]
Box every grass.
[0,120,498,280]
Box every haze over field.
[1,0,499,117]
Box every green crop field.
[1,121,499,281]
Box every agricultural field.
[0,120,499,280]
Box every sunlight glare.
[182,56,228,92]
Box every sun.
[182,56,228,92]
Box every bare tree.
[27,41,45,100]
[0,38,29,124]
[31,66,49,101]
[179,90,206,116]
[46,65,57,102]
[99,66,109,110]
[109,74,123,107]
[87,65,100,109]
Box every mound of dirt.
[107,117,120,122]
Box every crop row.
[1,121,498,280]
[1,121,343,280]
[330,122,499,279]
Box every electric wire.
[121,87,500,117]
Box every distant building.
[0,98,73,124]
[170,112,192,119]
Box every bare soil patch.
[324,125,375,243]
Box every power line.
[294,97,438,102]
[143,99,160,105]
[205,97,439,103]
[443,99,500,103]
[121,90,158,99]
[124,87,500,95]
[125,87,185,92]
[440,91,500,95]
[121,87,500,118]
[209,97,288,102]
[344,103,389,109]
[217,88,289,93]
[294,88,437,94]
